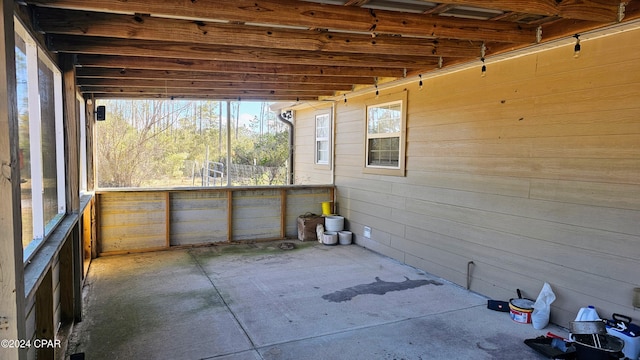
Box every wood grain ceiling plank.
[75,68,377,85]
[26,0,537,42]
[74,54,412,78]
[49,35,439,69]
[34,8,481,57]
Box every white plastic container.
[338,231,352,245]
[324,216,344,232]
[607,321,640,360]
[575,305,600,321]
[322,231,338,245]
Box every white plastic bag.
[532,282,556,330]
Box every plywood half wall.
[292,27,640,327]
[96,186,333,254]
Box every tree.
[96,99,288,187]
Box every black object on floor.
[487,299,510,312]
[70,353,85,360]
[524,336,576,359]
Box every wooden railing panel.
[96,186,333,254]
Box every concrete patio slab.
[66,241,569,359]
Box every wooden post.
[165,191,170,247]
[0,1,27,359]
[35,269,53,360]
[85,95,95,191]
[61,54,79,212]
[227,190,233,241]
[280,189,287,239]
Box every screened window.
[364,92,406,176]
[315,113,330,165]
[15,19,66,261]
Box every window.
[15,19,66,261]
[315,113,330,165]
[364,91,406,176]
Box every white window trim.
[16,19,66,262]
[363,90,407,177]
[314,113,331,166]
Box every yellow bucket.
[321,201,333,216]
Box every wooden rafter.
[74,54,412,78]
[34,8,482,57]
[75,68,378,86]
[26,0,538,42]
[49,35,439,69]
[19,0,638,100]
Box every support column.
[0,1,27,359]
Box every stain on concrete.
[322,276,442,303]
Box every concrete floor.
[66,241,569,360]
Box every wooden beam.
[34,8,482,57]
[74,54,411,78]
[78,78,354,92]
[79,86,336,97]
[88,93,322,101]
[420,0,624,22]
[26,0,538,42]
[1,1,27,358]
[61,54,79,212]
[280,189,286,239]
[48,35,440,69]
[75,68,377,85]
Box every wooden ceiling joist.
[21,0,637,101]
[34,8,483,58]
[79,86,336,97]
[78,78,354,92]
[93,93,323,101]
[74,54,412,78]
[48,35,441,69]
[26,0,538,42]
[74,68,378,86]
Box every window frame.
[314,112,331,167]
[363,90,407,177]
[16,19,67,263]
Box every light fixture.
[480,42,487,77]
[375,84,379,98]
[573,34,581,58]
[344,94,347,104]
[418,74,423,90]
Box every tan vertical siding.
[294,28,640,327]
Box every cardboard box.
[297,215,324,241]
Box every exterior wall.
[293,104,334,185]
[294,28,640,327]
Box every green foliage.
[96,99,289,188]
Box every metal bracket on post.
[618,2,626,22]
